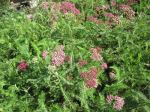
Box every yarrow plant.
[1,0,149,111]
[106,95,125,111]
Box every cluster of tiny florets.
[106,95,125,111]
[60,2,80,15]
[119,4,135,19]
[80,67,98,88]
[51,45,66,67]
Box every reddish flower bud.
[18,60,28,71]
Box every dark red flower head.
[18,60,28,71]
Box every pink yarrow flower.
[51,45,65,67]
[80,67,98,88]
[85,78,98,88]
[60,2,80,15]
[119,4,135,19]
[42,51,48,59]
[18,60,28,71]
[113,96,125,111]
[106,95,114,104]
[106,95,125,111]
[87,67,98,79]
[104,13,120,24]
[90,47,103,61]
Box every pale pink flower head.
[106,95,114,104]
[106,95,125,111]
[40,2,49,9]
[90,47,103,61]
[87,67,98,79]
[78,59,88,68]
[42,51,48,59]
[18,60,28,71]
[101,63,108,70]
[51,45,65,67]
[113,96,125,111]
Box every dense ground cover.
[0,0,150,111]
